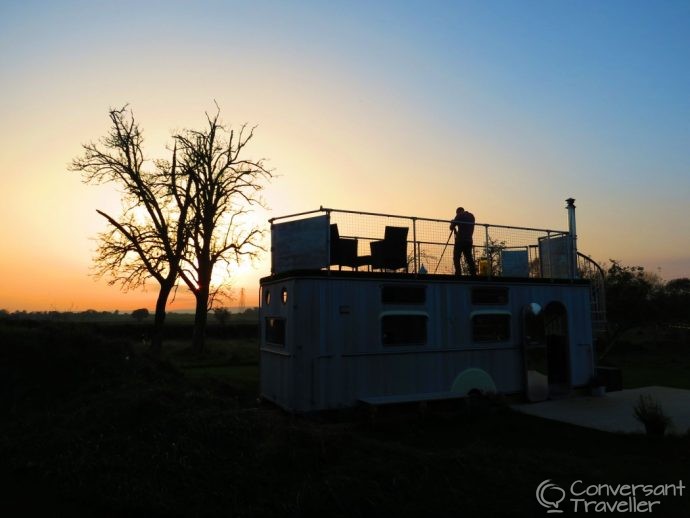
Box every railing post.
[545,230,552,279]
[484,224,490,278]
[270,220,275,275]
[325,209,332,273]
[412,217,418,274]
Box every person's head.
[456,207,465,215]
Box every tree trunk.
[192,244,212,354]
[192,286,209,354]
[150,281,173,355]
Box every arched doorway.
[522,303,548,402]
[522,301,571,401]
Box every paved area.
[513,386,690,435]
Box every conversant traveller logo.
[536,480,565,513]
[536,479,685,514]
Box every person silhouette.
[450,207,476,276]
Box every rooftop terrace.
[268,201,606,327]
[271,205,588,277]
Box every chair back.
[371,226,409,271]
[330,224,358,269]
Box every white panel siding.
[260,273,595,412]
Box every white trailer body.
[260,271,595,412]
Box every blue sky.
[1,0,688,309]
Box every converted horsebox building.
[259,199,605,412]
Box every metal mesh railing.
[272,207,577,280]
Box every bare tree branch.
[174,107,272,352]
[70,106,194,353]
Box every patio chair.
[370,226,409,272]
[330,224,359,270]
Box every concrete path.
[512,386,690,435]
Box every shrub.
[633,394,671,436]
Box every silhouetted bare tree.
[175,108,272,353]
[70,106,193,354]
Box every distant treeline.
[604,262,690,328]
[0,308,260,341]
[0,307,259,322]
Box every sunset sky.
[1,0,689,311]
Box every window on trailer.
[471,313,511,342]
[381,314,427,346]
[265,317,286,346]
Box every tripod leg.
[434,230,454,274]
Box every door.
[543,301,571,398]
[522,303,548,402]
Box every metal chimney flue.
[566,198,577,278]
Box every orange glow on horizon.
[0,254,263,313]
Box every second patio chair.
[370,226,409,272]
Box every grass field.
[1,321,689,517]
[602,327,690,391]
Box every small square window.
[265,317,286,346]
[472,313,511,342]
[381,314,427,346]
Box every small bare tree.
[70,106,193,353]
[478,237,507,276]
[131,308,150,322]
[175,108,272,353]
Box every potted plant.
[633,394,672,436]
[589,373,606,397]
